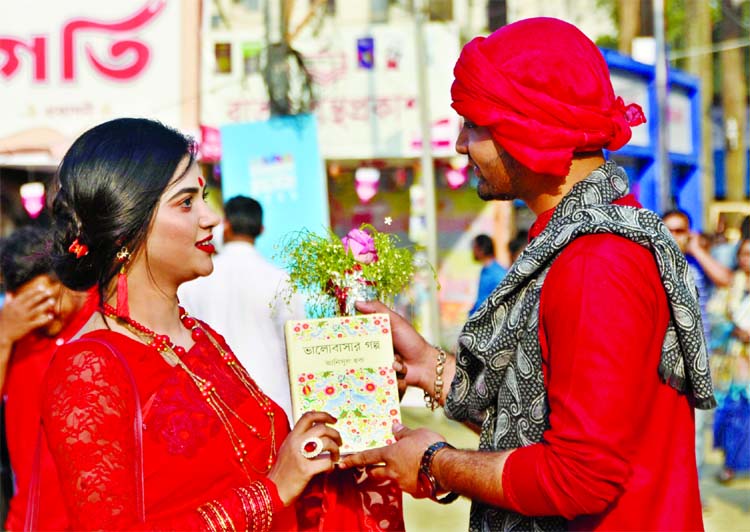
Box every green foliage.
[275,224,418,317]
[596,34,619,50]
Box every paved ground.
[701,440,750,531]
[400,407,750,531]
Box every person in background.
[508,229,529,263]
[662,208,731,486]
[711,215,750,270]
[711,238,750,484]
[179,196,305,421]
[468,234,507,315]
[663,209,732,299]
[342,17,713,531]
[0,225,97,530]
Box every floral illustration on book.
[296,366,399,452]
[288,315,391,342]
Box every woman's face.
[143,157,221,288]
[738,240,750,274]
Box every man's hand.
[355,300,435,391]
[686,231,704,258]
[685,231,732,287]
[0,285,55,347]
[339,422,445,496]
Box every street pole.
[653,0,671,214]
[414,0,441,345]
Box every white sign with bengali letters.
[201,21,461,159]
[0,0,183,146]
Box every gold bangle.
[205,501,236,532]
[424,347,447,410]
[196,505,218,532]
[242,482,274,532]
[233,488,252,532]
[253,482,273,531]
[239,486,261,531]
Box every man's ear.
[259,225,264,236]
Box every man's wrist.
[418,441,459,503]
[423,346,448,410]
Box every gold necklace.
[102,304,277,477]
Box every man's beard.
[474,150,525,202]
[477,187,515,201]
[476,175,518,202]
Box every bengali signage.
[0,0,184,151]
[201,18,461,159]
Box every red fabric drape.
[451,17,646,177]
[37,322,403,530]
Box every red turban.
[451,17,646,177]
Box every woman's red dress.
[39,322,403,530]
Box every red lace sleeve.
[40,341,281,531]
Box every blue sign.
[220,114,330,266]
[603,49,703,230]
[357,37,375,69]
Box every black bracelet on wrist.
[418,441,459,504]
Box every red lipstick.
[195,236,215,254]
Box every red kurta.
[3,291,98,531]
[501,195,703,530]
[40,325,294,530]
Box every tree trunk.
[487,0,507,32]
[618,0,641,54]
[720,0,748,201]
[685,0,714,227]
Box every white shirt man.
[179,197,304,422]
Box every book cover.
[285,313,401,453]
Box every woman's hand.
[267,411,342,506]
[339,422,445,496]
[355,300,436,392]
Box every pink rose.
[342,228,378,264]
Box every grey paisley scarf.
[444,161,716,532]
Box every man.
[179,196,304,421]
[662,209,731,489]
[469,234,507,315]
[0,225,97,530]
[663,209,732,312]
[508,229,528,263]
[342,18,713,531]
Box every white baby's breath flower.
[384,216,392,226]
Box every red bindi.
[198,176,205,187]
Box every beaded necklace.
[101,303,276,478]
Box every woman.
[33,118,393,530]
[713,238,750,483]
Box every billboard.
[201,16,461,159]
[220,114,329,265]
[0,0,186,164]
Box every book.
[285,313,401,453]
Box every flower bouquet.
[277,224,417,451]
[276,223,417,318]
